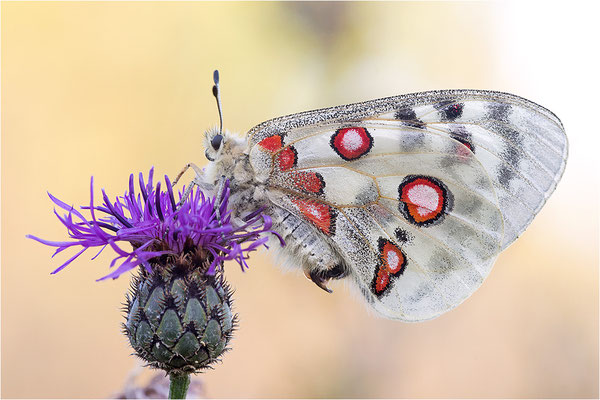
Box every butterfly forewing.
[382,99,566,248]
[245,90,567,321]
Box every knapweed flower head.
[28,168,282,281]
[30,168,285,375]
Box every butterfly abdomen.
[267,204,348,291]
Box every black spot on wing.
[482,121,523,144]
[480,114,525,189]
[496,143,524,189]
[395,107,416,120]
[497,164,515,188]
[394,107,425,128]
[394,228,412,243]
[435,101,464,121]
[502,145,521,166]
[487,103,511,122]
[449,125,475,153]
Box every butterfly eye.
[211,134,223,151]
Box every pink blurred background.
[2,2,598,398]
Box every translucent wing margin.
[246,90,567,321]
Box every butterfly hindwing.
[246,90,567,321]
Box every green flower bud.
[124,261,236,375]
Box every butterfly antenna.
[212,69,223,135]
[212,70,227,258]
[211,70,227,258]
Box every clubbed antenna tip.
[212,69,223,134]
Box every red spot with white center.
[382,242,404,274]
[398,176,449,226]
[372,238,406,296]
[292,198,336,235]
[330,127,373,160]
[291,171,325,194]
[258,135,283,152]
[277,147,297,171]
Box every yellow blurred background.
[2,2,598,398]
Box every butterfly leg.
[172,163,204,187]
[172,163,205,207]
[213,175,227,230]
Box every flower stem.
[169,373,190,399]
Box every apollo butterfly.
[178,71,568,321]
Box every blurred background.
[2,2,598,398]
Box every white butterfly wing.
[380,98,567,249]
[246,90,567,321]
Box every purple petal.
[30,169,285,280]
[51,247,87,274]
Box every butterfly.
[179,70,567,322]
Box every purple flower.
[28,168,284,281]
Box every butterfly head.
[201,126,248,182]
[200,70,253,190]
[203,126,224,162]
[203,126,246,161]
